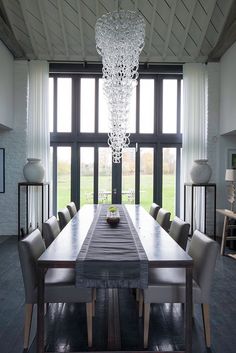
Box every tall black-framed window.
[49,64,183,218]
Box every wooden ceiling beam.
[163,0,178,60]
[208,0,236,61]
[18,0,37,58]
[37,0,53,59]
[0,12,24,58]
[178,0,197,60]
[57,0,69,59]
[76,0,85,61]
[147,0,157,60]
[195,0,216,59]
[96,0,100,18]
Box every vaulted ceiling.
[0,0,235,63]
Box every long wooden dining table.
[37,204,193,353]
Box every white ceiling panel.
[0,0,234,63]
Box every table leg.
[26,186,29,234]
[213,186,216,240]
[37,267,45,353]
[184,185,186,221]
[191,186,194,235]
[204,187,207,234]
[42,185,44,229]
[47,184,50,218]
[220,216,228,256]
[186,267,192,353]
[18,184,21,240]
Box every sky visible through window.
[49,77,179,165]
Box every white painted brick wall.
[0,61,28,235]
[206,63,220,236]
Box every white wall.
[207,43,236,237]
[219,42,236,214]
[220,41,236,135]
[0,61,28,235]
[207,63,220,234]
[207,63,236,235]
[0,40,14,129]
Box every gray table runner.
[75,204,148,288]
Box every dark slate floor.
[0,236,236,353]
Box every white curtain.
[181,63,207,231]
[27,60,50,230]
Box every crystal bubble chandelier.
[95,8,145,163]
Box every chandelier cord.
[118,0,121,11]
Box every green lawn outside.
[57,174,176,217]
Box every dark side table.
[184,183,216,238]
[216,209,236,255]
[18,182,50,239]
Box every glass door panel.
[162,148,176,218]
[98,79,109,133]
[49,77,54,132]
[50,146,54,212]
[80,78,95,132]
[80,147,94,206]
[122,148,135,204]
[57,78,72,132]
[57,146,71,210]
[127,82,136,133]
[139,79,154,133]
[140,148,154,211]
[98,147,112,204]
[162,79,177,133]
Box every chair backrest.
[149,203,161,219]
[156,208,171,232]
[18,229,46,303]
[58,207,71,230]
[169,216,190,250]
[42,216,60,248]
[67,201,77,218]
[188,230,219,302]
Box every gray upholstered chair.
[42,216,61,248]
[149,203,160,219]
[58,207,71,230]
[140,230,219,348]
[18,229,93,349]
[67,201,77,218]
[168,216,190,250]
[156,208,171,232]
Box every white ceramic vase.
[23,158,45,183]
[190,159,212,184]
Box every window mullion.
[95,78,99,133]
[94,146,98,204]
[177,78,181,134]
[54,78,57,132]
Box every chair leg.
[201,303,211,347]
[136,288,140,301]
[24,303,33,349]
[92,288,96,317]
[86,302,93,347]
[93,288,97,301]
[139,290,144,317]
[144,303,150,348]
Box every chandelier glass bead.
[95,10,145,163]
